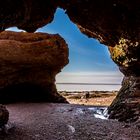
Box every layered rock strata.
[0,31,68,103]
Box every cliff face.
[0,0,139,122]
[0,31,68,103]
[108,39,140,122]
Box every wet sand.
[1,103,140,140]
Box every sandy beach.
[0,103,139,140]
[0,91,139,140]
[59,91,117,106]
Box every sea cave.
[0,0,139,139]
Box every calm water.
[56,73,123,91]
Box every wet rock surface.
[0,31,68,103]
[0,103,139,140]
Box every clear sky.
[7,8,121,75]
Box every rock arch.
[0,0,139,122]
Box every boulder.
[0,31,69,103]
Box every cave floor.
[1,103,140,140]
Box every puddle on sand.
[56,105,109,120]
[88,107,109,120]
[72,107,109,120]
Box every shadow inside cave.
[0,83,65,104]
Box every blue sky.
[7,8,121,75]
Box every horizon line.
[56,83,121,85]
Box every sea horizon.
[56,72,123,91]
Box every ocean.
[56,73,123,91]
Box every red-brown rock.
[0,31,69,103]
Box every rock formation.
[0,0,58,32]
[0,0,139,122]
[108,39,140,122]
[0,31,68,103]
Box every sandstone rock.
[60,0,140,46]
[1,1,139,46]
[0,0,58,32]
[108,76,140,122]
[108,39,140,122]
[0,31,69,103]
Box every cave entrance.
[6,8,123,106]
[36,8,124,106]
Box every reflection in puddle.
[94,114,107,120]
[73,107,109,120]
[88,107,109,120]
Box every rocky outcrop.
[0,31,68,103]
[108,76,140,122]
[0,1,139,121]
[108,39,140,122]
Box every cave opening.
[5,8,123,106]
[37,8,124,106]
[0,2,139,138]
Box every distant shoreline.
[56,84,121,92]
[59,91,117,106]
[56,83,121,85]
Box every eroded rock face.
[0,31,68,103]
[108,39,140,122]
[1,1,139,47]
[108,76,140,122]
[0,0,58,32]
[60,0,140,47]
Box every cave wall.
[1,0,139,46]
[0,0,139,122]
[0,0,58,32]
[108,38,140,122]
[0,31,68,103]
